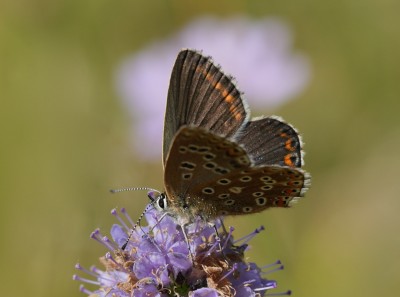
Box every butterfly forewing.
[164,126,308,220]
[163,49,249,165]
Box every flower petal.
[189,287,219,297]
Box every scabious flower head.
[115,16,311,160]
[74,206,291,296]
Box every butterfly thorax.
[163,189,218,224]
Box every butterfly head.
[148,190,168,213]
[148,190,205,224]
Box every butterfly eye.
[155,193,168,211]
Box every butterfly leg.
[179,223,195,264]
[212,224,223,254]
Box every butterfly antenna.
[110,186,161,250]
[121,203,155,250]
[109,186,159,194]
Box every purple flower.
[73,206,291,296]
[115,16,311,160]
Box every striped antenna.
[110,186,162,250]
[109,186,159,194]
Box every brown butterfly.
[153,49,310,224]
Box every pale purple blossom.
[115,16,311,160]
[73,206,291,296]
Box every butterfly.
[152,49,310,224]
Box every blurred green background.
[1,1,399,296]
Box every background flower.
[115,16,311,160]
[73,207,287,297]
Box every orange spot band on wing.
[285,139,296,151]
[198,66,242,121]
[284,154,295,167]
[283,189,294,195]
[228,105,242,121]
[225,94,233,103]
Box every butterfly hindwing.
[235,116,303,167]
